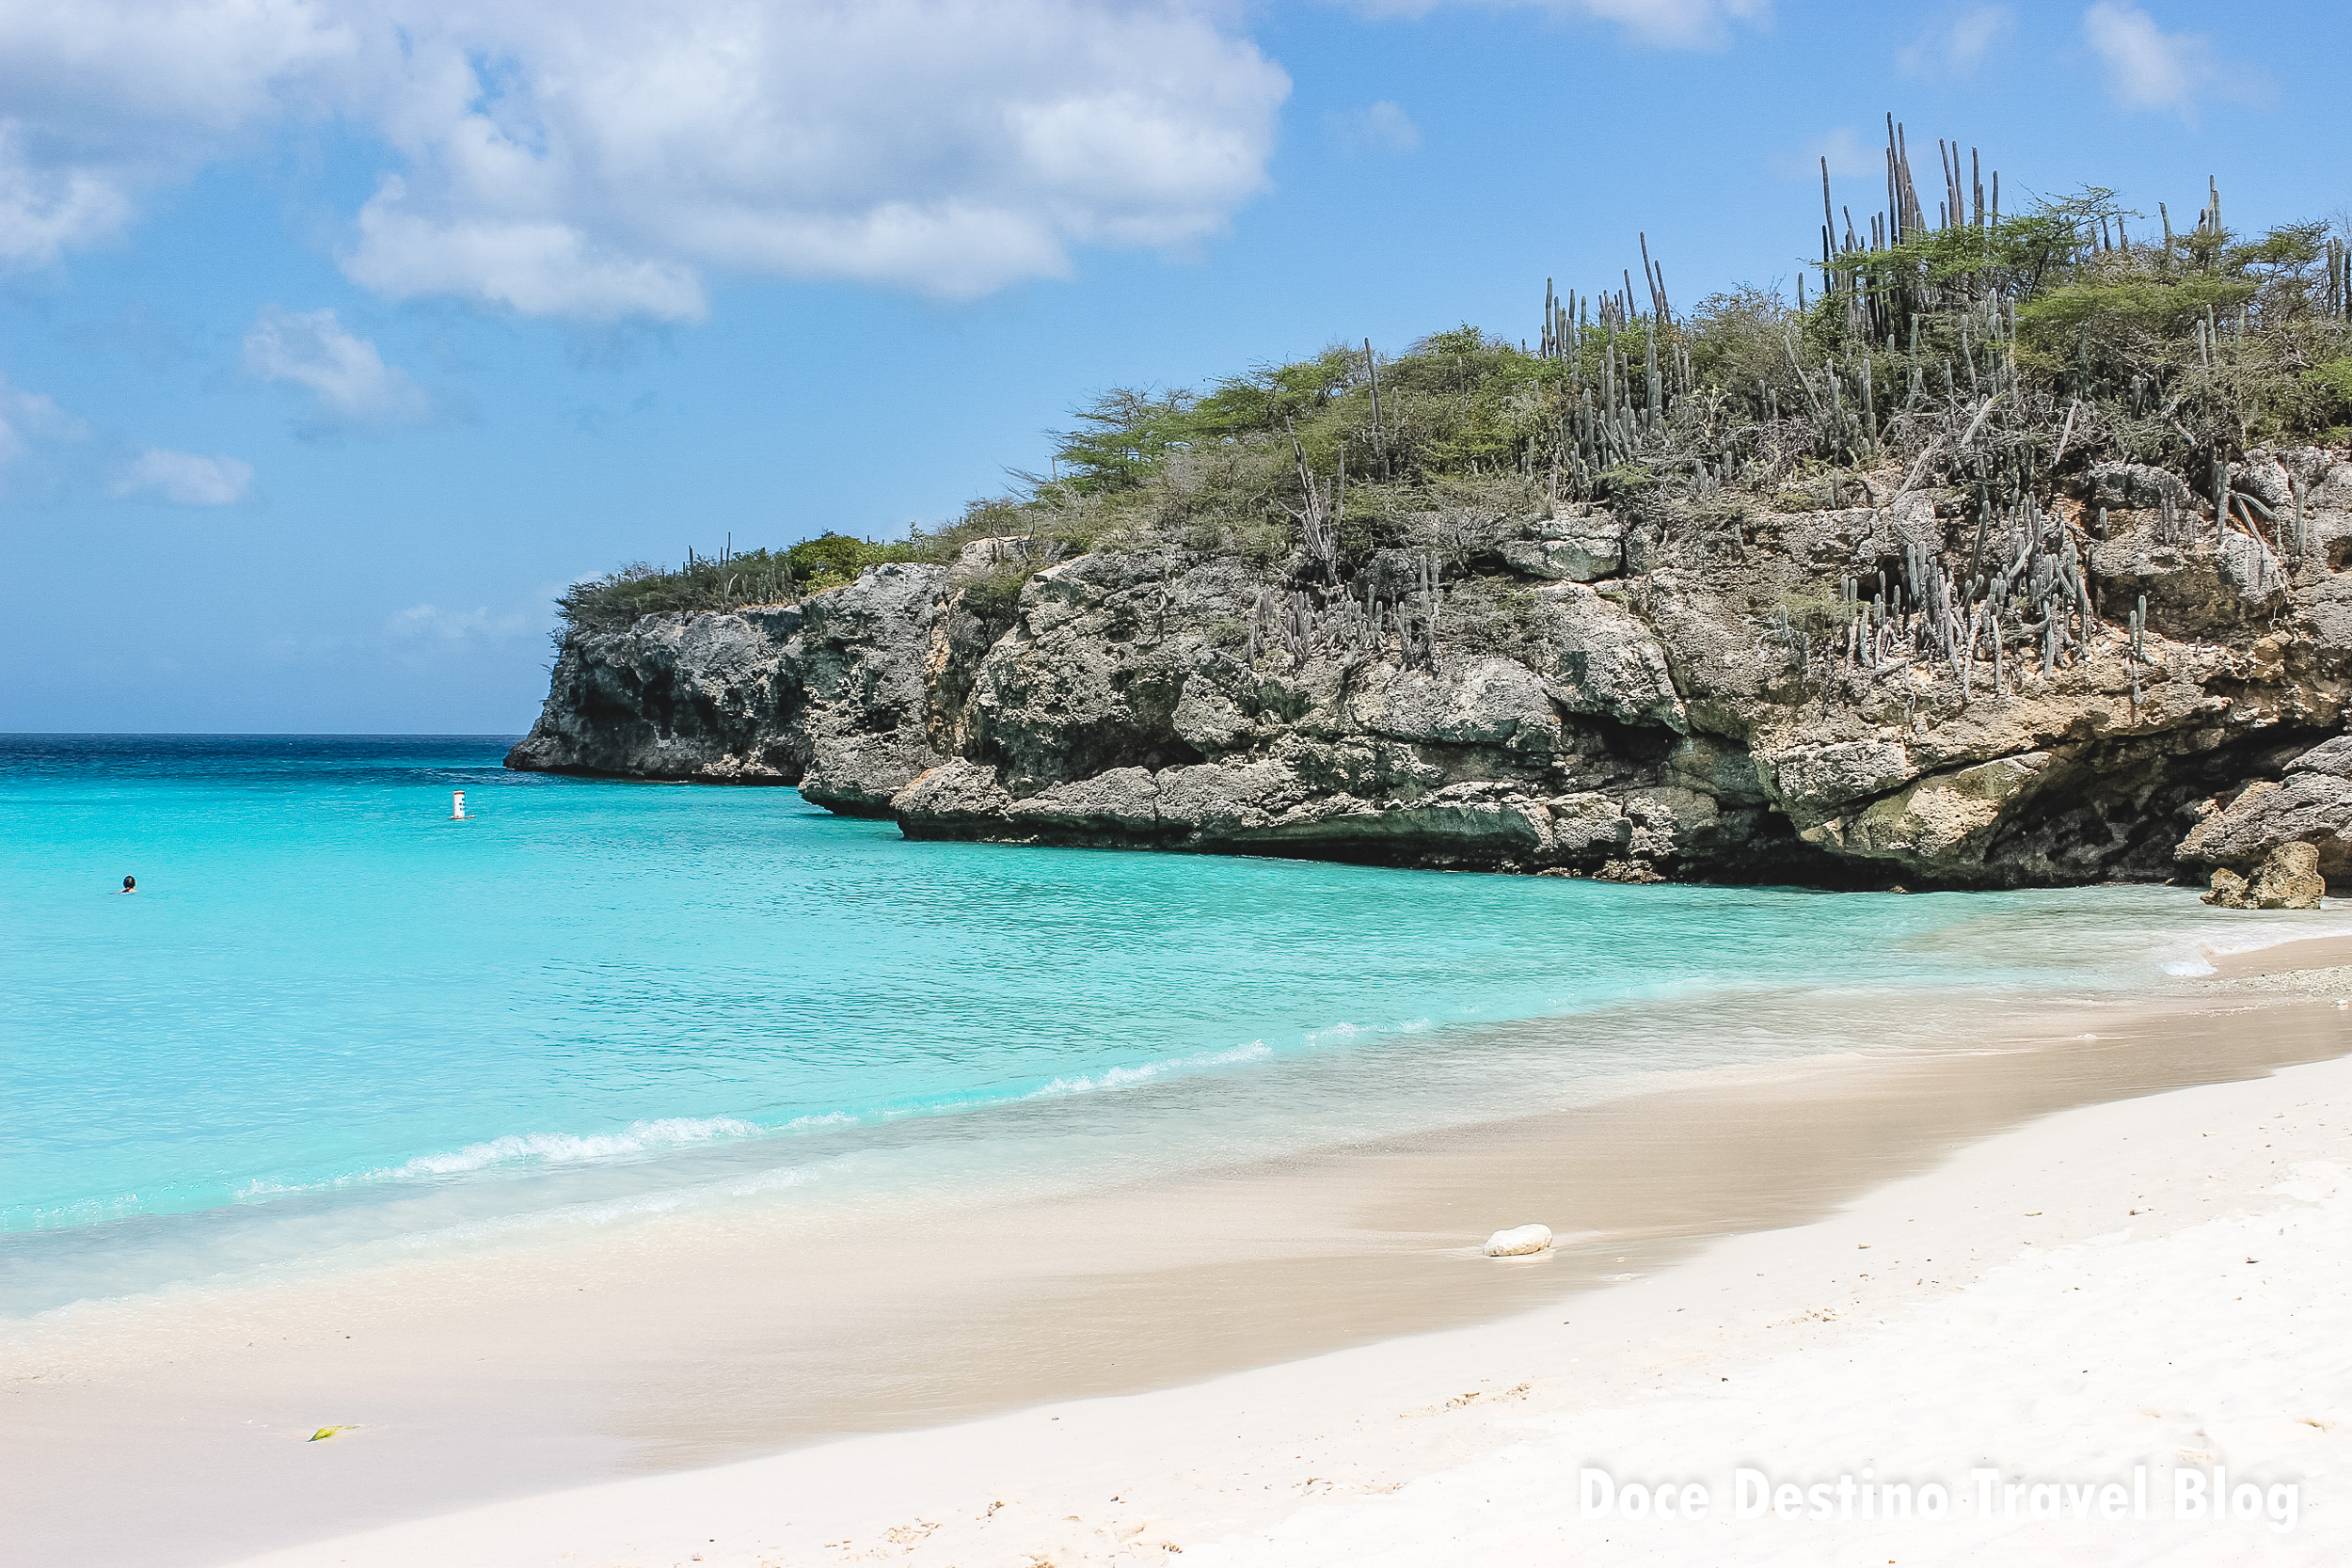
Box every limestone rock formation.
[505,606,808,783]
[2203,842,2326,911]
[511,450,2352,895]
[2177,736,2352,884]
[794,563,954,816]
[1497,508,1622,581]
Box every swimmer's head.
[121,875,135,892]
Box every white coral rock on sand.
[1199,1162,2352,1568]
[1483,1224,1553,1257]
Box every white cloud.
[1898,5,2011,76]
[243,305,433,430]
[0,0,1290,316]
[1775,126,1875,182]
[1,372,250,503]
[2081,2,2198,112]
[0,0,358,269]
[1337,0,1770,49]
[110,447,254,504]
[0,126,137,271]
[1579,0,1768,44]
[1326,101,1421,155]
[346,185,707,322]
[389,603,532,642]
[0,372,87,465]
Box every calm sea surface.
[5,735,2340,1317]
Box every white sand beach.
[165,954,2352,1568]
[18,8,2352,1563]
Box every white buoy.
[451,790,467,820]
[1483,1223,1553,1258]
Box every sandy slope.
[219,993,2352,1568]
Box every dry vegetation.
[558,123,2352,657]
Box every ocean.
[5,734,2340,1321]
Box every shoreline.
[7,941,2351,1565]
[14,896,2336,1297]
[215,1054,2352,1568]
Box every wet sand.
[7,977,2351,1567]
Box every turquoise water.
[5,735,2339,1317]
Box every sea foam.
[236,1116,765,1200]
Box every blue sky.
[3,0,2345,732]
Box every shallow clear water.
[5,735,2341,1316]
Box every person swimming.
[119,875,135,894]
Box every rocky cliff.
[509,450,2352,893]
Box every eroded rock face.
[503,563,960,810]
[2203,841,2325,910]
[795,563,954,816]
[2178,736,2352,883]
[1498,507,1623,581]
[511,463,2352,892]
[504,607,809,782]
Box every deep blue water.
[5,735,2337,1315]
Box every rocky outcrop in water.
[2201,842,2326,910]
[506,563,955,807]
[2177,735,2352,883]
[507,605,810,783]
[510,450,2352,892]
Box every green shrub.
[2308,356,2352,417]
[555,158,2352,641]
[556,535,923,633]
[787,531,923,591]
[955,562,1030,623]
